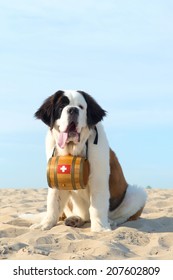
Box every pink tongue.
[58,132,68,149]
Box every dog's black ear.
[78,90,107,127]
[34,90,64,128]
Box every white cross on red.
[57,164,71,174]
[60,165,67,173]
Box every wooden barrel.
[47,156,90,190]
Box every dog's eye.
[59,103,67,112]
[79,105,84,110]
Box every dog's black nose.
[68,107,79,115]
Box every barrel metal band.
[54,156,59,188]
[79,158,85,189]
[47,158,52,188]
[71,156,77,190]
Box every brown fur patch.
[109,148,128,210]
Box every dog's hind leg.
[108,185,147,226]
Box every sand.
[0,188,173,260]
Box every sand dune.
[0,188,173,260]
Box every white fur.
[32,90,147,232]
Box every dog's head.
[35,90,106,148]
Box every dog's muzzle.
[58,107,80,149]
[68,107,79,116]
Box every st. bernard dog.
[33,90,147,232]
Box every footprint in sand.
[35,235,56,245]
[116,230,150,246]
[158,233,173,248]
[6,218,32,227]
[0,227,28,238]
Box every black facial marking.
[77,90,107,127]
[53,95,70,120]
[34,90,69,128]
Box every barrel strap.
[85,141,89,159]
[85,126,98,159]
[52,147,56,157]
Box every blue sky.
[0,0,173,189]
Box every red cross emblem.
[57,164,71,174]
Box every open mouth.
[66,122,77,137]
[58,122,80,149]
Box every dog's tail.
[108,185,147,226]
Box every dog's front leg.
[88,125,111,232]
[39,188,69,230]
[89,172,111,232]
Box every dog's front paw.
[41,221,56,230]
[30,223,42,230]
[30,219,57,231]
[91,222,111,233]
[91,227,111,233]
